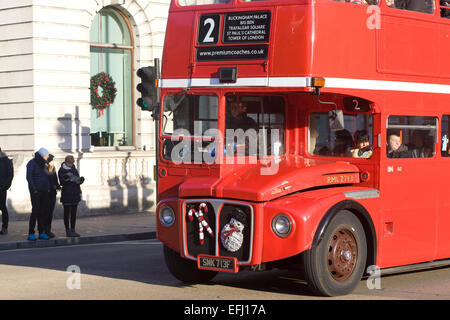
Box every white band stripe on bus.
[160,77,450,94]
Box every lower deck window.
[224,95,285,157]
[309,113,374,159]
[387,116,436,158]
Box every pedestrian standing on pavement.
[0,148,14,235]
[45,154,60,239]
[58,155,84,237]
[26,148,51,241]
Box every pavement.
[0,211,157,251]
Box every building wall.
[0,0,170,218]
[0,1,34,151]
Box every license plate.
[198,255,238,273]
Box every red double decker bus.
[155,0,450,296]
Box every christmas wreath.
[90,72,117,116]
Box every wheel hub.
[327,228,358,282]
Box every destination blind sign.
[196,11,271,61]
[223,11,271,43]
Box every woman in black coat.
[58,155,84,237]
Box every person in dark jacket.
[45,154,60,239]
[58,155,84,237]
[387,130,409,158]
[26,148,51,241]
[0,148,14,235]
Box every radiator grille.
[183,200,253,265]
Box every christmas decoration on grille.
[220,207,247,252]
[188,203,214,245]
[221,218,245,252]
[90,72,117,117]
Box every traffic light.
[136,66,158,112]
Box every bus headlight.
[159,206,175,227]
[272,214,292,238]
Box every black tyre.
[163,245,218,283]
[302,210,367,296]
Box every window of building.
[89,7,134,147]
[387,116,436,158]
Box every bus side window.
[442,115,450,157]
[309,112,373,158]
[442,1,450,19]
[335,0,379,5]
[387,0,434,13]
[387,116,437,159]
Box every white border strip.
[326,77,450,94]
[160,76,450,94]
[160,77,269,88]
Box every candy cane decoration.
[188,203,214,245]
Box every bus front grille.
[183,200,253,265]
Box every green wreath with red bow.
[90,72,117,117]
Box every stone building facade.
[0,0,170,219]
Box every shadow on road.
[0,241,319,297]
[212,269,316,297]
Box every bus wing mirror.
[329,110,344,131]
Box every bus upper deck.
[161,0,450,93]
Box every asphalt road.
[1,239,450,301]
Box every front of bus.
[156,0,379,294]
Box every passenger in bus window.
[310,125,331,156]
[441,0,450,17]
[386,0,395,7]
[351,130,373,158]
[387,130,409,158]
[340,0,378,4]
[395,0,434,13]
[333,129,353,157]
[410,130,432,158]
[309,124,319,155]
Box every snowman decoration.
[220,217,245,252]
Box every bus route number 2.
[198,14,220,45]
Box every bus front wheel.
[302,210,367,296]
[163,245,218,284]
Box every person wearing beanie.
[0,148,13,235]
[58,155,84,237]
[26,148,51,241]
[37,148,49,159]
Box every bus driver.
[229,100,257,131]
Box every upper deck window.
[334,0,379,5]
[178,0,230,6]
[386,0,434,14]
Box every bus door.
[381,116,438,267]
